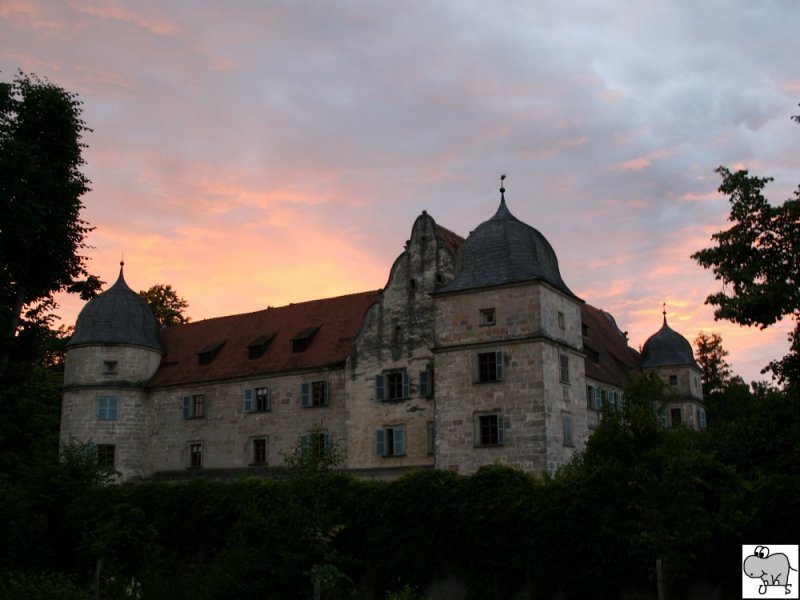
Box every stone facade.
[60,195,704,481]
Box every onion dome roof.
[640,315,698,369]
[66,264,161,350]
[436,195,576,297]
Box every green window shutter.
[301,383,310,408]
[393,427,405,456]
[182,396,190,418]
[376,429,385,456]
[495,351,504,381]
[419,369,429,398]
[243,389,253,412]
[402,371,410,398]
[375,374,385,401]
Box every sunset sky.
[2,1,798,384]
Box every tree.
[694,332,732,396]
[0,71,101,369]
[691,154,800,388]
[139,284,190,327]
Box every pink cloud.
[66,0,180,36]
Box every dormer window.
[198,341,225,365]
[292,326,319,353]
[247,333,275,359]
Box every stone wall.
[145,367,348,473]
[346,212,458,469]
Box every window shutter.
[301,383,310,407]
[375,429,385,456]
[323,432,331,449]
[299,434,309,455]
[419,370,428,398]
[498,415,507,445]
[402,371,410,398]
[109,398,118,420]
[393,427,405,456]
[323,382,329,406]
[265,387,271,411]
[375,374,384,401]
[182,396,190,418]
[594,387,602,411]
[243,389,253,413]
[495,351,504,381]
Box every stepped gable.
[66,263,161,351]
[581,304,639,387]
[435,197,577,298]
[149,290,380,387]
[640,314,699,369]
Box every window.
[96,444,115,469]
[300,431,331,461]
[557,311,565,330]
[475,413,504,446]
[479,308,496,326]
[375,370,410,401]
[97,396,118,420]
[586,385,594,409]
[562,412,574,447]
[247,333,275,359]
[427,421,435,455]
[252,438,268,465]
[183,394,205,419]
[198,341,225,365]
[419,366,434,399]
[103,360,117,374]
[670,408,682,427]
[301,381,329,407]
[697,408,707,429]
[189,442,203,468]
[559,354,570,384]
[477,351,503,383]
[376,426,406,457]
[292,327,319,353]
[669,374,678,386]
[244,387,271,412]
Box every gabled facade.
[61,189,704,481]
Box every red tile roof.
[434,223,465,255]
[149,290,380,387]
[581,303,640,387]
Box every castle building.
[60,189,705,481]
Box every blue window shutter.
[594,387,602,411]
[375,374,384,401]
[402,371,410,398]
[495,351,504,381]
[243,389,253,412]
[498,415,506,445]
[419,370,429,398]
[394,427,405,456]
[109,398,118,420]
[301,383,310,407]
[265,387,271,411]
[376,429,385,456]
[182,396,190,418]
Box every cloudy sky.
[2,0,798,383]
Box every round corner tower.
[61,263,162,480]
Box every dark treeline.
[1,371,797,600]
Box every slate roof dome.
[436,195,576,297]
[66,264,161,350]
[640,315,698,369]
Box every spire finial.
[499,173,506,203]
[662,302,667,325]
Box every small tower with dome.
[61,263,163,479]
[640,306,705,428]
[432,180,587,474]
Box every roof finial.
[662,302,667,325]
[499,173,506,203]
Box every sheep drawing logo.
[743,545,798,597]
